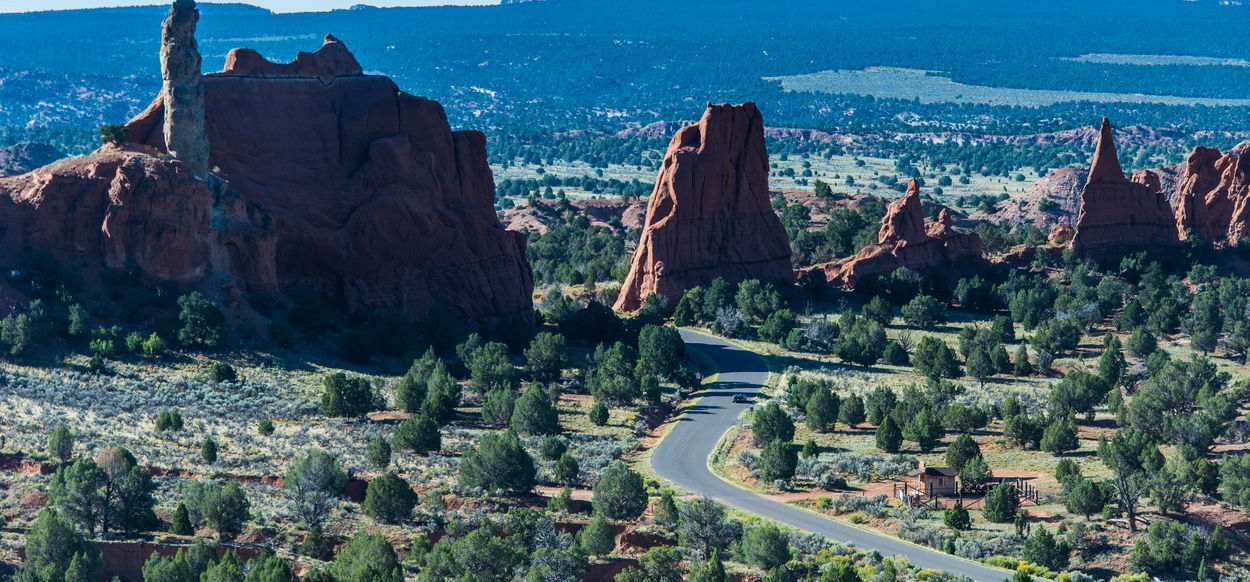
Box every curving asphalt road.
[652,330,1011,582]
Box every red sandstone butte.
[1174,143,1250,246]
[816,179,982,287]
[613,102,792,312]
[126,35,533,325]
[1070,118,1180,258]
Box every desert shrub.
[510,384,560,435]
[823,453,917,481]
[208,362,237,383]
[201,438,218,464]
[19,509,100,582]
[363,472,417,524]
[830,494,891,518]
[154,409,184,432]
[321,373,380,417]
[394,414,441,454]
[367,435,392,468]
[48,423,73,462]
[458,432,536,494]
[740,523,792,570]
[177,292,223,348]
[331,531,403,582]
[284,449,347,530]
[141,332,166,356]
[592,461,647,519]
[983,482,1020,523]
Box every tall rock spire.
[1087,118,1125,184]
[612,102,792,312]
[161,0,210,177]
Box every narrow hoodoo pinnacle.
[1087,117,1125,184]
[161,0,210,178]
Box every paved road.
[652,330,1011,582]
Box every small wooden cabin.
[908,463,958,497]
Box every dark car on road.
[732,394,750,403]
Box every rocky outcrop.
[126,34,533,325]
[1070,119,1180,258]
[613,102,792,311]
[817,179,982,287]
[0,146,268,288]
[160,0,209,177]
[0,12,529,329]
[1174,143,1250,245]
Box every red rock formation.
[1174,146,1227,241]
[0,146,267,287]
[613,102,792,312]
[160,0,210,177]
[1173,143,1250,245]
[817,179,982,287]
[1070,119,1180,258]
[126,34,533,325]
[1048,223,1075,246]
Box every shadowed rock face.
[0,142,64,177]
[613,102,793,312]
[816,179,982,287]
[127,35,533,326]
[1070,118,1180,258]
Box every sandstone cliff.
[1070,119,1180,258]
[126,34,533,325]
[817,179,983,287]
[613,102,792,312]
[0,9,531,329]
[1174,143,1250,245]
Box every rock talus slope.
[614,102,792,312]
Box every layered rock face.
[613,102,792,311]
[1174,143,1250,245]
[1070,119,1180,258]
[818,179,982,287]
[126,34,533,325]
